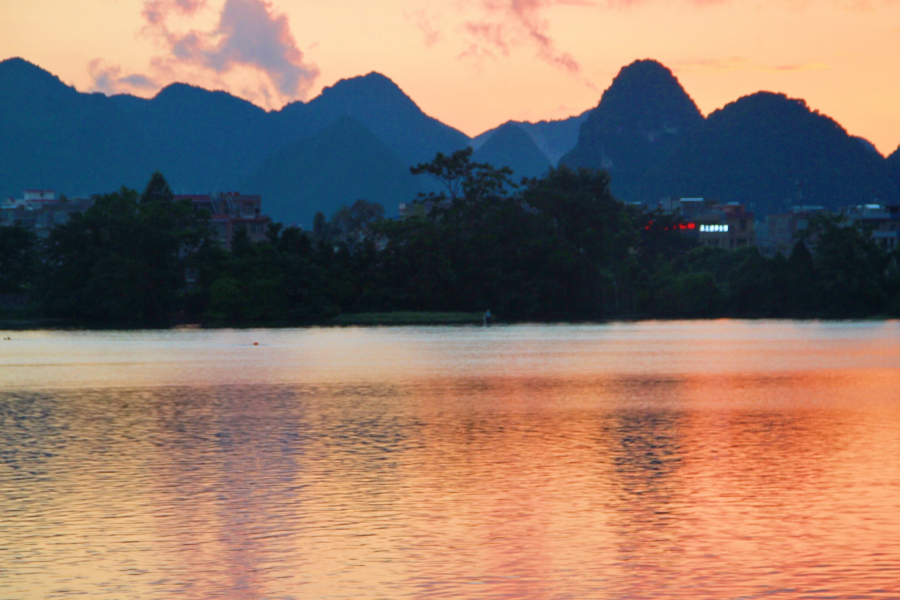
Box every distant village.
[0,189,273,249]
[633,197,900,256]
[5,187,899,257]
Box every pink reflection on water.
[1,322,899,599]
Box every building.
[695,202,755,249]
[1,191,94,237]
[842,204,900,252]
[761,206,827,257]
[398,202,427,218]
[175,192,271,248]
[23,189,57,203]
[399,197,452,219]
[650,197,756,250]
[2,189,273,248]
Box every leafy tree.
[0,224,37,294]
[803,215,886,316]
[785,240,816,313]
[637,211,699,263]
[410,147,514,202]
[727,247,775,315]
[37,175,211,324]
[521,166,639,317]
[331,200,385,249]
[312,211,331,242]
[650,270,722,317]
[140,170,174,204]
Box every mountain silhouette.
[111,82,273,191]
[637,92,899,214]
[561,59,704,200]
[472,111,590,165]
[0,58,468,224]
[274,72,469,167]
[472,122,552,180]
[853,136,881,157]
[244,117,418,226]
[0,57,151,196]
[888,145,900,189]
[2,57,898,224]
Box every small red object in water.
[253,342,259,346]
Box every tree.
[803,215,886,316]
[140,171,174,204]
[785,239,816,313]
[0,224,37,294]
[521,166,640,317]
[37,174,212,324]
[727,247,774,315]
[410,147,515,203]
[312,211,331,241]
[331,200,385,249]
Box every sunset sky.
[2,0,899,154]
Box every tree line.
[2,151,900,326]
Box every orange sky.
[2,0,899,154]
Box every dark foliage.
[0,225,37,294]
[35,176,210,325]
[140,171,174,204]
[9,162,900,326]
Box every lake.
[1,321,899,599]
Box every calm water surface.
[1,321,899,599]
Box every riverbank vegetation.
[2,152,900,327]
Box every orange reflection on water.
[1,322,899,599]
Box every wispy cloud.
[406,9,443,46]
[142,0,208,29]
[88,59,159,94]
[140,0,319,104]
[458,0,582,74]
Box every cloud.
[142,0,319,102]
[459,0,582,73]
[142,0,207,28]
[118,74,159,90]
[88,59,159,95]
[406,9,443,46]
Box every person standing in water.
[483,309,492,327]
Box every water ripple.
[1,322,899,599]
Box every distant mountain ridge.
[561,59,899,214]
[888,145,900,189]
[561,59,704,201]
[286,73,469,166]
[245,116,418,225]
[634,92,898,216]
[2,56,899,225]
[472,122,551,180]
[0,58,469,225]
[471,112,590,166]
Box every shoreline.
[2,311,897,331]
